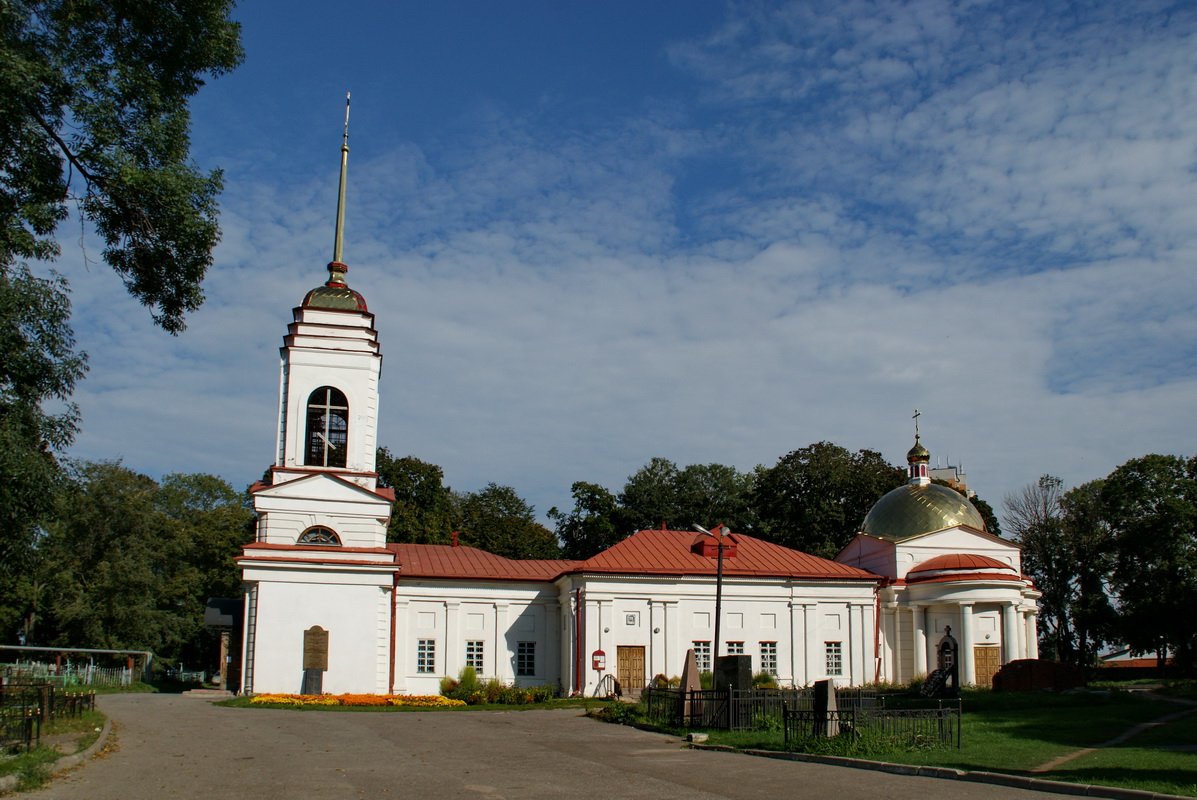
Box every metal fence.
[4,662,133,688]
[643,687,879,732]
[783,700,961,749]
[0,681,97,752]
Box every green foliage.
[1103,454,1197,669]
[549,481,621,560]
[440,666,556,706]
[589,700,640,725]
[31,462,251,665]
[753,442,904,558]
[0,266,87,635]
[752,671,779,689]
[377,449,457,544]
[457,482,559,559]
[1,0,243,332]
[617,458,757,537]
[1005,474,1117,665]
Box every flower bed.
[249,693,466,708]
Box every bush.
[439,668,557,706]
[752,671,779,689]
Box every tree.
[34,463,250,666]
[2,0,244,331]
[549,481,621,560]
[0,266,86,638]
[1005,475,1076,662]
[376,449,457,544]
[753,442,905,558]
[1102,454,1197,670]
[457,483,559,560]
[1059,479,1116,665]
[616,458,757,536]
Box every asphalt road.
[35,694,1054,800]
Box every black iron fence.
[644,687,879,731]
[783,699,961,750]
[0,680,96,752]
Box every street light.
[693,524,727,660]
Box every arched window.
[305,386,348,467]
[298,526,341,546]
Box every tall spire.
[326,92,351,288]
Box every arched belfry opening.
[305,386,348,468]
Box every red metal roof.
[389,529,877,582]
[389,543,578,581]
[574,529,876,580]
[909,553,1011,574]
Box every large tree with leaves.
[753,442,905,558]
[616,458,757,537]
[2,0,243,329]
[1,0,241,641]
[376,449,457,544]
[457,483,559,560]
[1102,454,1197,671]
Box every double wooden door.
[617,646,646,691]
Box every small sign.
[303,626,329,671]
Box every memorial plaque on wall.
[303,626,329,671]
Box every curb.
[689,744,1193,800]
[0,716,112,794]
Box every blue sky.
[59,0,1197,527]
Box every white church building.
[236,136,1039,697]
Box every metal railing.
[643,687,881,732]
[783,699,961,749]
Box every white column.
[664,601,679,680]
[1001,602,1019,664]
[862,601,877,684]
[912,605,927,677]
[444,601,460,678]
[493,602,509,682]
[788,602,801,686]
[803,604,818,683]
[847,603,863,686]
[393,598,409,692]
[546,601,561,687]
[959,603,975,686]
[1026,610,1040,659]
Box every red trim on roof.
[389,529,878,583]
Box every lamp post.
[693,524,727,660]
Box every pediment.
[253,471,391,506]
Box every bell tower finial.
[907,409,930,485]
[330,92,351,281]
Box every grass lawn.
[692,688,1197,795]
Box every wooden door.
[617,646,646,691]
[974,646,1001,687]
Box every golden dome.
[861,482,985,541]
[907,437,930,463]
[302,261,368,312]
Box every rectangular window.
[465,640,484,671]
[693,641,711,673]
[726,641,744,655]
[760,641,778,676]
[417,639,436,674]
[825,641,843,677]
[516,641,536,676]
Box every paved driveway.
[37,694,1049,800]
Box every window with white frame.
[726,641,744,655]
[760,641,778,676]
[417,639,436,674]
[465,640,484,671]
[693,640,711,672]
[516,641,536,676]
[825,641,843,676]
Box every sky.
[58,0,1197,530]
